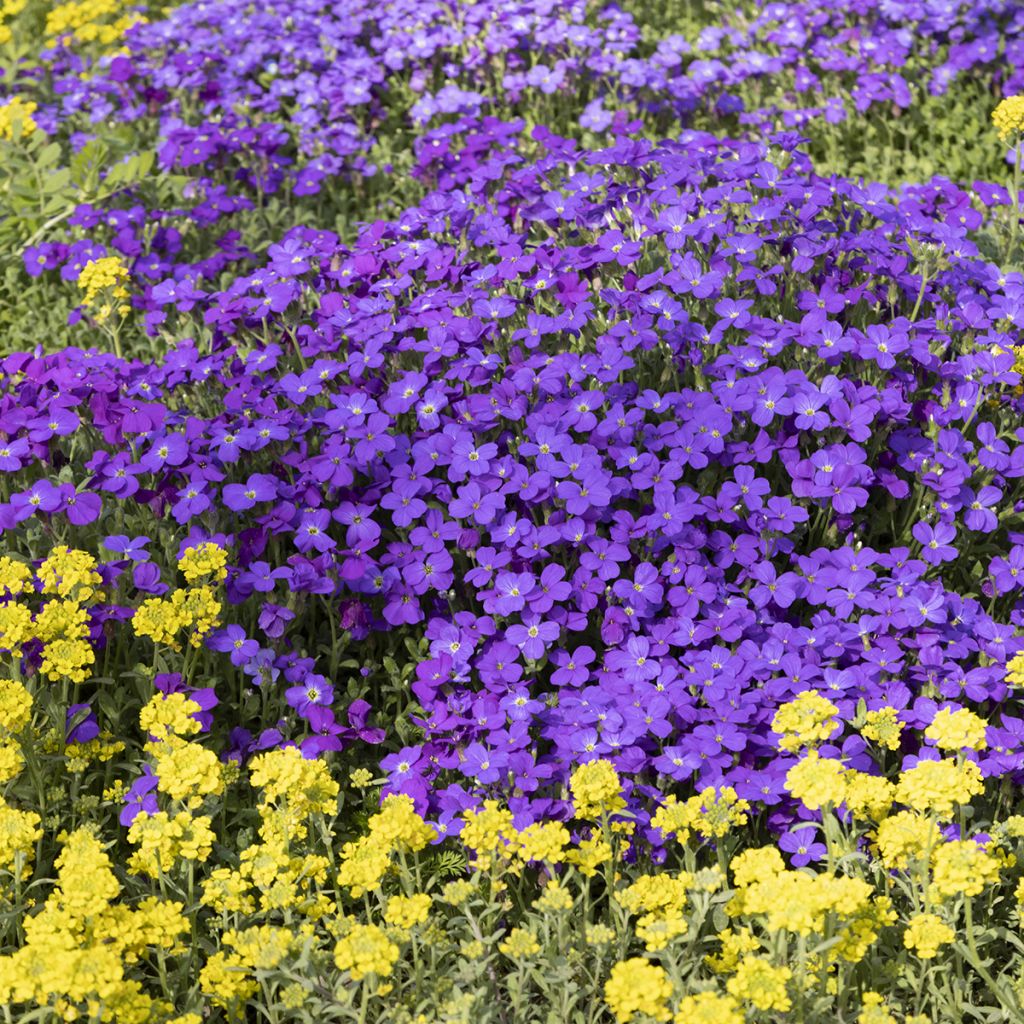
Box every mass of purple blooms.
[5,0,1024,848]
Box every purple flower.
[779,827,827,867]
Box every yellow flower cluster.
[604,957,673,1023]
[498,926,542,958]
[785,750,849,809]
[0,556,31,597]
[0,0,25,44]
[930,840,1000,900]
[0,548,106,683]
[861,706,904,750]
[37,599,95,683]
[726,957,792,1012]
[993,95,1024,142]
[0,677,32,736]
[38,546,103,602]
[570,758,626,817]
[179,542,229,583]
[384,893,431,931]
[127,810,216,876]
[0,96,37,141]
[925,707,988,751]
[77,255,131,322]
[894,757,983,819]
[616,873,691,951]
[0,829,186,1022]
[133,585,221,649]
[334,922,400,981]
[652,785,749,841]
[771,690,838,752]
[250,744,340,821]
[139,691,202,740]
[0,796,41,874]
[46,0,144,47]
[903,913,954,959]
[151,737,225,805]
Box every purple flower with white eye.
[286,675,334,716]
[12,480,62,515]
[121,769,159,826]
[487,571,535,615]
[380,479,427,526]
[913,521,958,564]
[505,615,559,661]
[449,481,504,525]
[964,485,1000,533]
[461,742,507,784]
[223,473,277,511]
[779,827,827,866]
[295,509,334,553]
[449,437,497,480]
[382,746,426,786]
[207,625,259,666]
[612,562,663,612]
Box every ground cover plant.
[2,0,1024,1022]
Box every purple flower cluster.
[7,116,1024,841]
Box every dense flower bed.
[2,0,1024,1022]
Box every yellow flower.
[930,840,1000,900]
[178,542,228,583]
[604,958,673,1023]
[461,799,517,869]
[873,811,940,869]
[249,745,339,818]
[861,706,903,750]
[726,957,791,1012]
[0,557,31,597]
[925,707,987,751]
[636,911,688,951]
[199,950,258,1008]
[498,926,541,958]
[516,819,569,864]
[617,873,690,916]
[0,602,32,658]
[535,879,574,912]
[384,893,431,931]
[153,738,225,804]
[0,796,42,874]
[844,771,896,821]
[0,96,37,140]
[139,692,202,740]
[37,547,102,602]
[333,923,399,981]
[0,742,24,784]
[673,992,743,1024]
[731,846,785,888]
[771,690,838,752]
[903,913,954,959]
[440,878,475,905]
[565,831,613,876]
[993,95,1024,141]
[585,922,615,946]
[858,992,897,1024]
[0,678,32,735]
[785,751,848,809]
[1007,652,1024,689]
[570,759,626,818]
[894,758,983,819]
[77,256,131,321]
